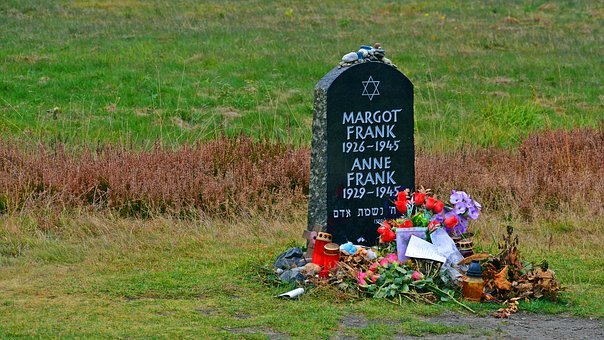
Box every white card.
[405,235,446,263]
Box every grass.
[0,212,602,337]
[0,213,442,337]
[0,0,603,337]
[0,0,602,149]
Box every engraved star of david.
[361,76,380,101]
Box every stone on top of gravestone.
[308,48,414,246]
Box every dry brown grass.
[1,128,602,225]
[0,136,309,218]
[417,127,604,220]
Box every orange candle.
[462,260,484,302]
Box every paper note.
[405,235,446,263]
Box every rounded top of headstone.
[316,61,412,96]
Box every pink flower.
[380,253,400,267]
[357,271,368,285]
[369,274,380,283]
[411,271,424,281]
[369,262,379,273]
[385,253,399,263]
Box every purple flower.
[473,200,482,210]
[454,216,469,234]
[444,210,457,219]
[450,190,465,204]
[467,205,480,220]
[464,196,473,205]
[432,213,445,224]
[454,202,467,214]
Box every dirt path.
[220,311,602,338]
[415,311,603,339]
[333,312,602,339]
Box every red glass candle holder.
[323,243,340,271]
[311,232,332,267]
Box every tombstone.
[308,61,414,246]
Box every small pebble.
[373,49,385,60]
[342,51,358,63]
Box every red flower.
[402,219,413,228]
[395,200,407,214]
[427,220,440,232]
[413,192,426,205]
[433,200,445,213]
[444,215,459,229]
[381,229,396,243]
[377,225,388,236]
[425,197,436,210]
[397,190,407,202]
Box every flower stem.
[429,285,476,313]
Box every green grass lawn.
[1,0,602,149]
[1,0,603,337]
[0,213,602,337]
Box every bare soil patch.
[333,312,602,339]
[412,311,603,339]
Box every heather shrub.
[0,128,602,221]
[0,136,309,218]
[416,127,604,219]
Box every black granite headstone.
[308,61,414,246]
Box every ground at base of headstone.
[263,226,563,320]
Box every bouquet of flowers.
[354,249,473,310]
[351,187,483,310]
[377,187,482,246]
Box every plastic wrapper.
[430,228,465,283]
